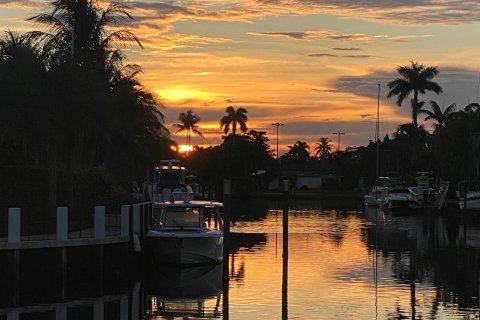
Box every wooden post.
[132,204,140,234]
[121,205,130,237]
[120,294,129,320]
[222,179,231,320]
[93,301,105,320]
[131,281,141,320]
[57,207,69,241]
[7,311,19,320]
[94,206,105,239]
[282,178,289,320]
[56,306,67,320]
[132,204,142,252]
[8,208,20,243]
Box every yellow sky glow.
[2,1,479,153]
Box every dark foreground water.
[1,199,480,319]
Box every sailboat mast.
[376,83,380,179]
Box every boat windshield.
[158,172,184,184]
[164,207,200,230]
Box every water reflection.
[143,264,222,319]
[2,201,480,319]
[361,206,480,319]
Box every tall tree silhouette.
[314,137,332,160]
[284,141,310,162]
[387,61,442,126]
[28,0,141,68]
[220,106,248,135]
[174,109,203,153]
[418,101,457,129]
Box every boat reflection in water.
[144,263,223,319]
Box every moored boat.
[385,172,449,212]
[146,200,224,265]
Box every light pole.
[272,122,284,159]
[333,132,345,153]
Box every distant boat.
[457,180,480,210]
[386,186,414,211]
[364,177,392,207]
[407,172,449,210]
[386,172,449,212]
[147,200,224,265]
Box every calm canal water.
[145,199,480,320]
[2,199,480,320]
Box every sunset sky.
[2,1,480,155]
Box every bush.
[72,165,133,218]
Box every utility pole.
[333,132,345,153]
[272,122,284,160]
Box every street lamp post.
[272,122,284,160]
[333,132,345,153]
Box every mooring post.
[8,208,21,307]
[223,179,231,320]
[93,301,105,320]
[121,205,130,237]
[131,281,141,320]
[131,204,142,253]
[120,294,129,320]
[132,204,140,235]
[7,311,19,320]
[56,207,69,300]
[282,178,289,320]
[8,208,20,243]
[282,178,289,257]
[94,206,106,239]
[10,249,19,307]
[57,207,69,241]
[55,306,67,320]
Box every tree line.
[1,0,478,218]
[0,0,174,218]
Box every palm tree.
[220,106,248,135]
[284,141,310,162]
[0,31,59,212]
[28,0,141,68]
[387,61,442,126]
[314,137,332,160]
[418,100,457,129]
[174,110,204,153]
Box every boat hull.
[147,231,223,265]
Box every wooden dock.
[0,203,153,251]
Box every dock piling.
[8,208,20,243]
[56,207,68,241]
[94,206,106,239]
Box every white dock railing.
[0,204,155,249]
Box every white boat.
[364,177,398,207]
[147,160,194,202]
[364,186,388,207]
[386,187,415,210]
[386,172,449,212]
[457,180,480,210]
[147,200,224,265]
[407,172,449,210]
